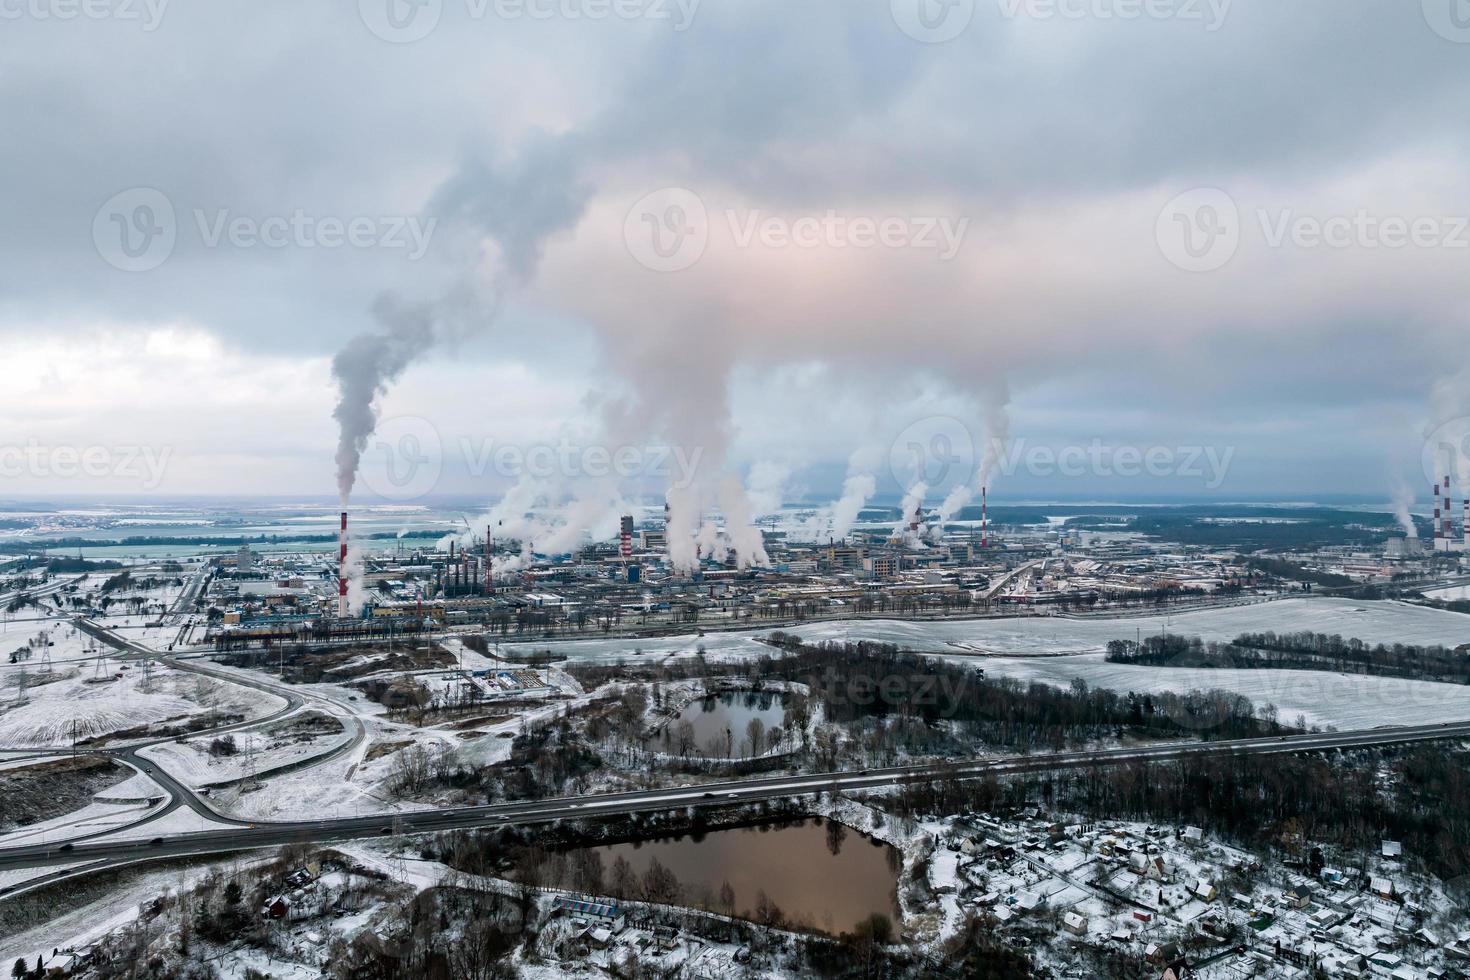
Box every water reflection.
[562,817,900,936]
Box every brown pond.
[571,817,901,936]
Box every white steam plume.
[1391,478,1419,539]
[797,447,879,543]
[895,480,928,548]
[720,474,770,569]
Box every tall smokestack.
[1446,476,1454,541]
[982,485,988,549]
[620,515,634,560]
[1464,496,1469,552]
[338,512,349,619]
[1434,481,1442,549]
[485,525,493,595]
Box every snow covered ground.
[0,658,286,748]
[0,798,162,848]
[966,655,1470,730]
[520,598,1469,664]
[137,715,353,787]
[781,597,1470,656]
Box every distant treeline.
[757,635,1290,747]
[0,530,445,553]
[1244,556,1354,588]
[1106,631,1470,684]
[1126,511,1397,552]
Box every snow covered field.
[138,715,353,788]
[0,658,286,748]
[967,655,1470,730]
[524,598,1469,663]
[517,598,1470,731]
[781,597,1470,656]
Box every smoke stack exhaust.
[338,512,349,619]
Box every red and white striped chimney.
[1434,481,1442,548]
[1445,476,1455,541]
[981,485,989,550]
[338,511,349,618]
[484,525,493,594]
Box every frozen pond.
[648,690,790,759]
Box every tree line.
[1106,631,1470,683]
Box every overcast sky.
[2,0,1469,504]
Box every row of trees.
[1106,630,1470,683]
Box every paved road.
[3,718,1467,885]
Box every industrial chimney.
[338,512,349,619]
[981,485,989,550]
[1446,476,1455,542]
[620,515,634,560]
[485,525,493,594]
[1434,481,1442,550]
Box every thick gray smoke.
[331,135,594,508]
[332,295,435,504]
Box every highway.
[3,718,1468,885]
